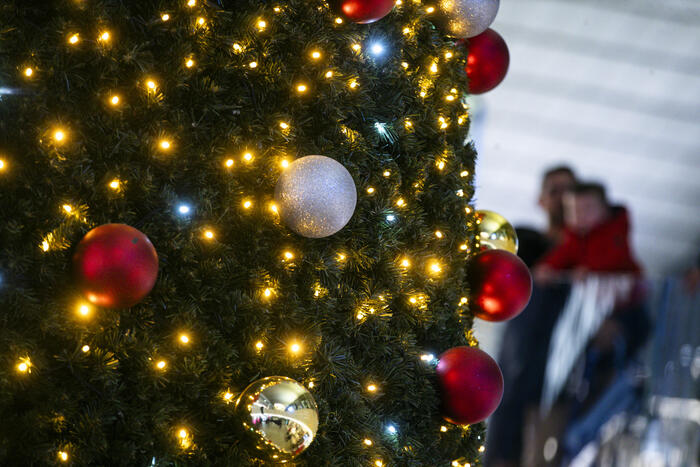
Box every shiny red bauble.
[469,249,532,321]
[463,28,510,94]
[333,0,395,24]
[73,224,158,308]
[437,346,504,425]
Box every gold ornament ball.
[235,376,319,463]
[475,210,518,254]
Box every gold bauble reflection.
[475,210,518,254]
[236,376,319,463]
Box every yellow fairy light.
[409,297,417,304]
[243,152,253,162]
[348,80,359,89]
[17,357,31,373]
[479,445,486,453]
[310,50,322,60]
[351,43,361,52]
[223,391,234,402]
[161,13,170,21]
[62,204,73,214]
[366,383,378,392]
[456,189,464,197]
[81,345,90,353]
[0,159,5,171]
[203,230,214,240]
[249,61,258,68]
[242,200,252,209]
[296,83,308,93]
[156,360,167,370]
[58,451,69,462]
[280,159,289,169]
[255,341,264,350]
[179,428,188,438]
[430,62,438,74]
[279,121,289,130]
[337,253,346,261]
[263,287,272,298]
[419,90,427,98]
[375,460,384,467]
[452,461,460,467]
[177,427,192,449]
[53,129,66,143]
[383,170,391,177]
[438,116,449,129]
[426,6,435,13]
[283,251,294,260]
[450,88,458,94]
[441,425,448,432]
[308,381,315,388]
[185,58,195,68]
[179,333,190,344]
[403,26,411,35]
[68,33,80,45]
[356,310,365,320]
[465,206,472,214]
[445,94,455,102]
[363,438,373,446]
[257,19,267,31]
[108,94,120,106]
[187,0,196,6]
[400,258,410,268]
[445,51,454,60]
[99,31,110,42]
[396,198,406,207]
[404,119,413,129]
[335,17,343,24]
[41,241,50,252]
[146,79,157,90]
[401,61,409,68]
[435,230,443,239]
[274,6,281,12]
[159,139,171,150]
[108,179,121,190]
[232,43,243,52]
[325,70,334,78]
[77,303,90,317]
[459,243,468,251]
[24,67,33,77]
[224,158,234,168]
[269,202,279,214]
[437,160,446,170]
[366,187,375,194]
[459,297,468,305]
[289,342,301,354]
[429,261,442,274]
[196,17,206,26]
[460,170,469,177]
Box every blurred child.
[534,182,641,282]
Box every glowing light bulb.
[283,251,294,261]
[375,461,384,467]
[437,160,446,170]
[178,204,191,215]
[337,253,346,261]
[187,0,196,6]
[77,304,90,317]
[335,17,343,24]
[296,83,307,93]
[356,311,365,320]
[351,43,361,52]
[430,261,442,274]
[81,345,90,353]
[310,50,321,59]
[366,187,375,194]
[279,121,289,130]
[17,359,30,373]
[255,341,264,350]
[263,288,272,297]
[242,200,252,209]
[58,451,69,462]
[53,129,66,142]
[243,152,253,162]
[459,297,468,305]
[308,381,315,388]
[419,90,427,98]
[109,94,120,106]
[349,80,359,89]
[280,159,289,169]
[396,198,405,207]
[179,429,188,439]
[386,214,396,222]
[224,158,234,168]
[99,31,110,42]
[403,27,411,35]
[445,95,455,102]
[196,17,206,26]
[363,438,373,446]
[430,62,438,74]
[223,391,233,401]
[386,424,397,434]
[232,43,243,52]
[0,159,5,171]
[146,80,156,90]
[426,6,435,13]
[383,170,391,177]
[404,119,413,129]
[109,179,120,190]
[325,70,334,78]
[441,425,448,432]
[62,204,72,213]
[269,202,279,214]
[421,353,436,362]
[289,342,301,354]
[41,241,50,252]
[156,360,166,369]
[445,51,454,59]
[460,244,468,251]
[203,230,214,239]
[68,34,79,45]
[159,140,171,150]
[257,20,267,30]
[179,334,190,344]
[366,383,378,392]
[400,258,410,268]
[161,13,170,21]
[185,58,195,68]
[401,61,409,68]
[479,445,485,453]
[24,67,33,77]
[460,170,469,177]
[249,61,258,68]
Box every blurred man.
[486,165,576,467]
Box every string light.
[196,17,206,27]
[243,152,253,162]
[24,67,33,77]
[279,121,289,130]
[159,139,172,150]
[310,50,322,60]
[280,159,290,169]
[263,287,273,298]
[289,342,301,354]
[283,251,294,260]
[269,202,279,214]
[161,13,170,21]
[366,383,378,392]
[401,61,409,68]
[0,159,5,171]
[400,257,410,268]
[479,445,485,453]
[177,204,192,215]
[460,170,469,177]
[430,62,438,74]
[435,230,443,239]
[58,451,69,462]
[77,303,91,318]
[203,230,214,240]
[242,199,252,209]
[348,79,359,89]
[363,438,373,446]
[383,170,391,177]
[156,360,167,370]
[16,357,31,373]
[41,241,50,252]
[441,425,448,432]
[429,261,442,274]
[177,427,192,449]
[109,179,121,190]
[459,297,468,305]
[273,6,281,13]
[438,116,449,129]
[396,198,406,207]
[255,341,264,351]
[187,0,196,6]
[337,253,346,261]
[445,94,455,102]
[366,187,375,194]
[249,61,258,68]
[99,31,110,42]
[257,19,267,31]
[369,42,386,56]
[68,33,80,45]
[222,158,234,169]
[426,6,436,13]
[325,70,334,78]
[351,43,361,53]
[185,58,195,68]
[460,243,468,251]
[81,345,90,353]
[179,333,190,344]
[296,83,308,93]
[146,79,157,91]
[335,17,343,24]
[436,160,446,170]
[375,460,384,467]
[403,26,411,35]
[53,129,66,143]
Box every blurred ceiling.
[471,0,700,275]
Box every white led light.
[386,214,396,222]
[370,42,385,56]
[177,204,191,215]
[386,424,397,435]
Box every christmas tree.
[0,0,520,464]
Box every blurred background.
[466,0,700,465]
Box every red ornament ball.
[73,224,158,309]
[333,0,395,24]
[463,28,510,94]
[469,249,532,321]
[437,346,504,425]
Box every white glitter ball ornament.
[274,155,357,238]
[437,0,499,38]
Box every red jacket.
[539,207,641,273]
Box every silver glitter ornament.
[274,155,357,238]
[437,0,499,38]
[236,376,319,463]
